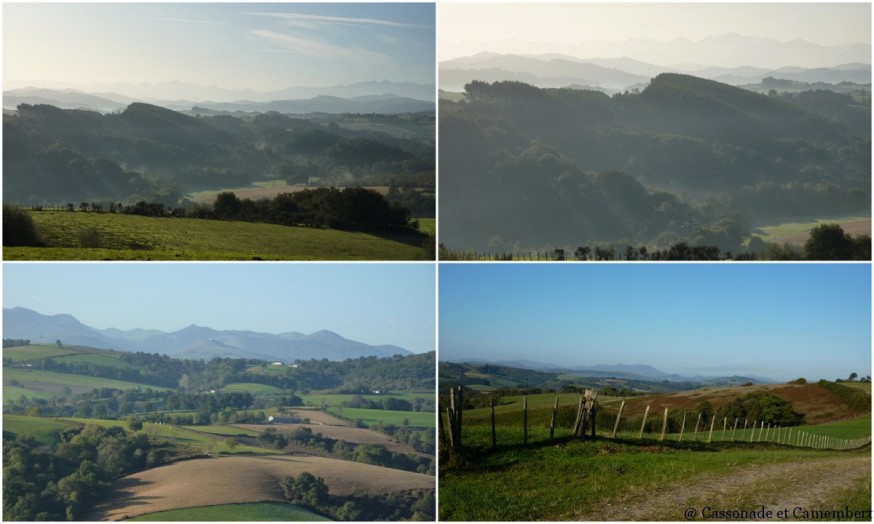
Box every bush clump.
[3,205,42,246]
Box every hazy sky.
[4,3,435,91]
[440,3,871,64]
[3,263,436,353]
[439,264,871,382]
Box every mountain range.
[3,86,434,115]
[444,357,776,385]
[440,49,871,92]
[3,307,413,362]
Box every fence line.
[442,387,872,454]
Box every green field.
[3,385,57,401]
[60,419,268,454]
[327,407,435,428]
[4,210,430,260]
[127,502,329,521]
[301,392,433,407]
[222,383,283,395]
[4,368,166,396]
[439,436,869,521]
[53,353,138,369]
[3,414,80,445]
[3,344,77,361]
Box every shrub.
[3,205,42,246]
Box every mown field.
[327,407,435,428]
[127,502,329,521]
[4,367,167,397]
[89,454,435,520]
[4,210,430,260]
[3,414,80,445]
[301,391,433,406]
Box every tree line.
[280,472,434,521]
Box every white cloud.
[247,12,430,30]
[249,29,389,64]
[148,16,230,25]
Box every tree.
[213,192,242,220]
[804,224,853,260]
[848,372,858,382]
[280,472,328,506]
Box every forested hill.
[4,102,435,204]
[440,76,870,253]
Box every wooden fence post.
[678,411,687,442]
[765,423,770,442]
[693,412,702,442]
[612,400,625,438]
[549,396,559,441]
[523,396,528,446]
[758,421,764,442]
[660,407,669,441]
[731,418,739,442]
[572,396,585,436]
[750,420,756,442]
[490,397,496,450]
[639,405,650,439]
[707,416,715,443]
[722,417,727,441]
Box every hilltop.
[439,76,869,253]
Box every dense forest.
[4,103,435,215]
[440,75,870,253]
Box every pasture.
[327,407,435,428]
[127,502,329,521]
[4,210,430,260]
[3,414,80,445]
[222,383,283,395]
[4,368,166,396]
[88,454,435,520]
[301,391,433,407]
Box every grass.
[439,434,867,521]
[222,383,283,395]
[3,385,58,401]
[184,425,262,437]
[327,407,435,428]
[126,502,329,521]
[2,414,80,445]
[4,367,167,395]
[3,344,76,361]
[301,392,433,407]
[53,353,138,369]
[4,210,430,260]
[60,418,270,454]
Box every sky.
[3,3,435,91]
[3,263,435,353]
[439,264,871,382]
[439,3,871,65]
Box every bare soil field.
[88,455,434,521]
[286,409,351,426]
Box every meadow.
[4,367,167,397]
[5,210,430,260]
[327,406,435,428]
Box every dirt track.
[583,454,871,521]
[88,455,434,521]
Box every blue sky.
[3,263,435,353]
[439,264,871,382]
[4,3,435,91]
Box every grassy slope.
[4,210,428,260]
[4,368,168,395]
[301,392,433,406]
[3,344,77,361]
[222,383,283,395]
[127,502,329,521]
[3,414,80,445]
